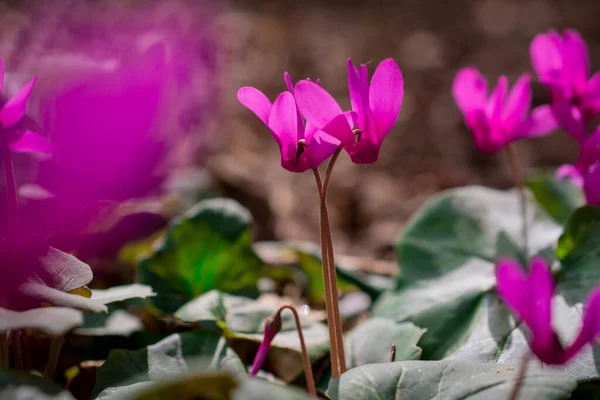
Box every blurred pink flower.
[249,313,282,376]
[496,257,600,364]
[453,68,557,153]
[0,59,53,155]
[531,29,600,119]
[238,73,346,173]
[295,58,403,164]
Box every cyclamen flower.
[531,29,600,124]
[453,68,557,153]
[496,257,600,364]
[249,313,282,376]
[295,58,403,164]
[237,73,346,172]
[557,127,600,205]
[0,59,53,154]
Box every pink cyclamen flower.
[295,58,403,164]
[453,68,557,153]
[237,73,346,173]
[0,59,53,154]
[531,29,600,117]
[496,257,600,364]
[556,126,600,205]
[249,313,282,376]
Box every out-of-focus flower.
[453,68,557,153]
[0,59,53,155]
[531,29,600,120]
[249,312,282,376]
[496,257,600,364]
[295,58,403,164]
[238,73,347,173]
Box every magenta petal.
[9,131,55,154]
[496,258,531,323]
[584,162,600,206]
[0,76,37,128]
[582,71,600,112]
[502,73,531,131]
[485,76,508,122]
[237,87,272,125]
[565,286,600,361]
[530,32,563,84]
[0,58,4,96]
[268,91,299,164]
[556,164,584,188]
[284,72,294,93]
[452,67,488,116]
[348,58,366,118]
[513,105,558,139]
[294,80,344,127]
[563,29,589,90]
[369,58,403,139]
[320,112,356,149]
[553,101,585,143]
[528,257,554,341]
[304,130,340,169]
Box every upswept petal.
[552,100,585,143]
[8,131,55,154]
[268,91,299,164]
[582,71,600,112]
[0,58,4,96]
[452,67,488,116]
[294,80,344,127]
[565,286,600,360]
[237,87,272,125]
[320,111,356,149]
[513,105,558,139]
[556,164,583,188]
[502,73,531,131]
[563,29,589,91]
[485,76,508,122]
[369,58,404,139]
[284,72,294,93]
[304,129,340,169]
[348,59,366,124]
[0,76,37,128]
[530,32,563,84]
[495,258,531,322]
[583,162,600,206]
[528,257,554,342]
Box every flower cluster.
[238,58,404,172]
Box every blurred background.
[0,0,597,263]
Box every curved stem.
[508,352,530,400]
[321,146,346,374]
[313,169,340,379]
[45,335,65,379]
[505,144,528,261]
[12,330,23,369]
[279,305,317,398]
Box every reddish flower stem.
[321,146,346,375]
[313,169,341,379]
[505,144,528,259]
[508,352,530,400]
[45,335,65,379]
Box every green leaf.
[92,330,240,399]
[526,170,583,225]
[0,307,83,335]
[175,290,330,383]
[138,198,263,313]
[74,310,142,336]
[0,370,75,399]
[373,187,600,380]
[344,318,425,368]
[132,372,236,400]
[327,360,577,400]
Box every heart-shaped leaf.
[175,290,330,383]
[327,360,577,400]
[138,198,263,313]
[373,187,600,380]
